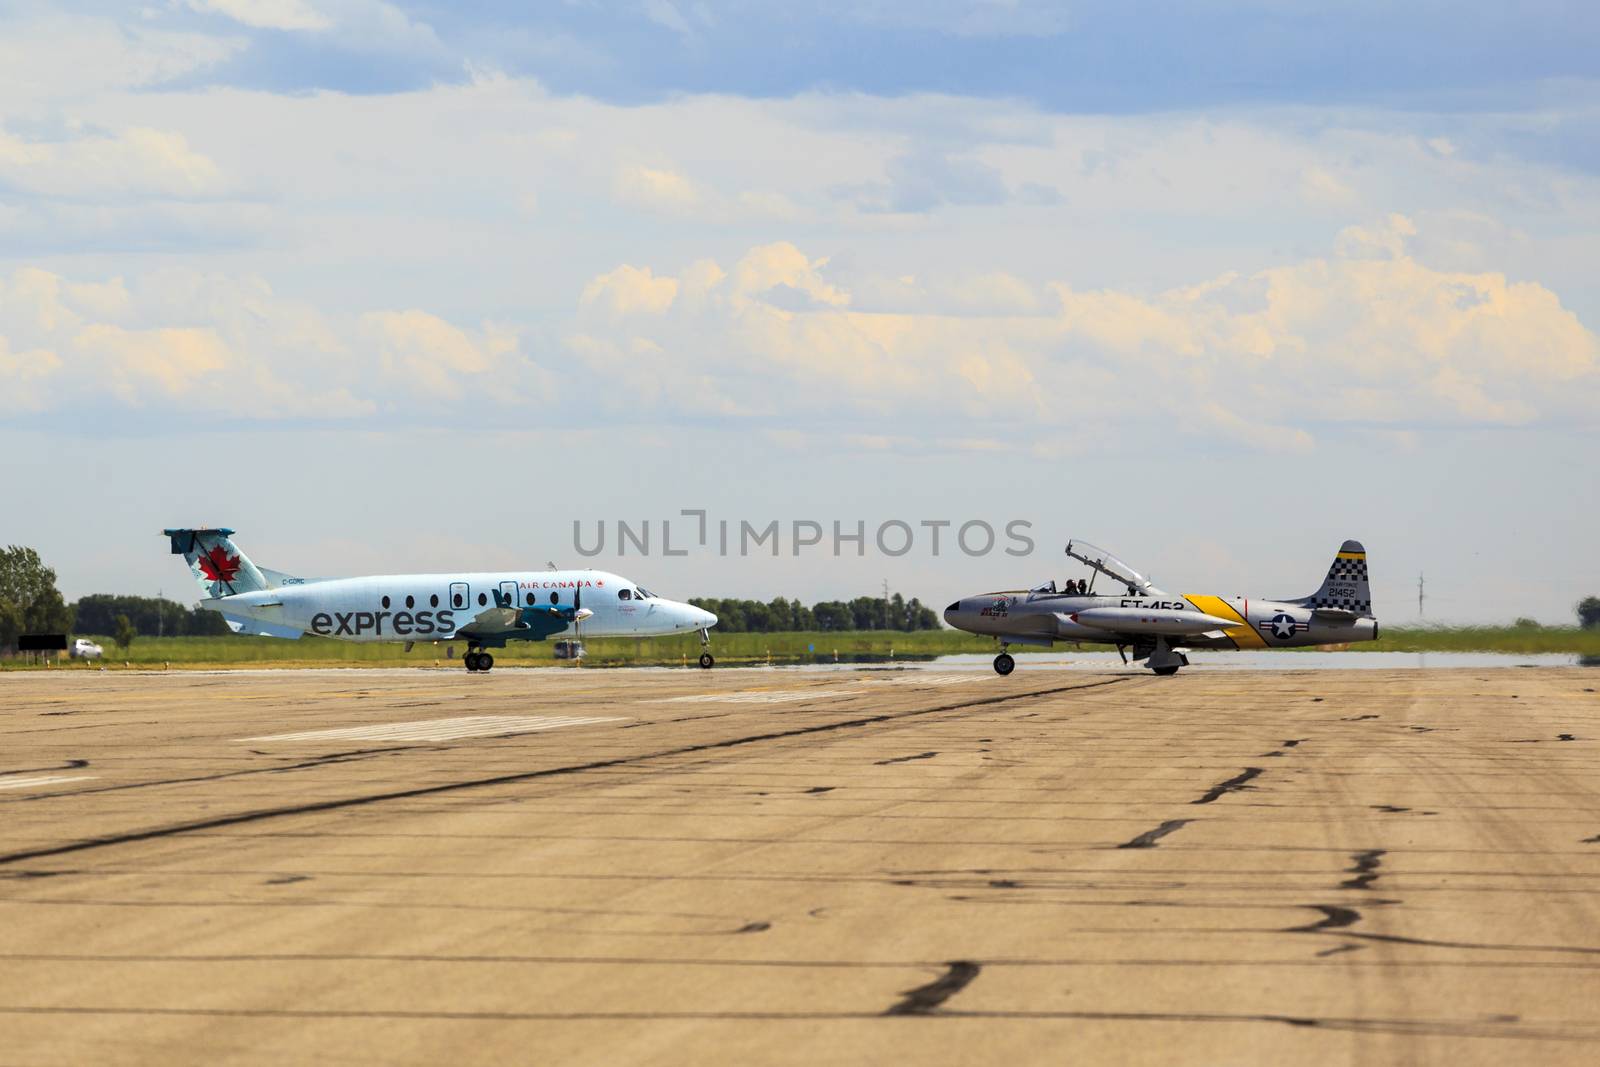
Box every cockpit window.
[618,589,631,601]
[636,588,653,599]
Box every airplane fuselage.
[207,569,713,644]
[946,591,1377,650]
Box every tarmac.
[1,664,1598,1065]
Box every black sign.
[18,634,68,651]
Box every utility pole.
[883,578,890,631]
[1418,573,1425,616]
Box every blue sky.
[1,1,1597,622]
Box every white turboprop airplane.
[164,527,718,672]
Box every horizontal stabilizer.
[221,614,303,639]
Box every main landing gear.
[464,648,494,673]
[1142,636,1187,677]
[698,628,715,669]
[993,649,1015,676]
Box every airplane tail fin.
[164,528,271,600]
[1302,540,1372,615]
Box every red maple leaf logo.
[197,545,241,584]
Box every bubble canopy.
[1064,540,1164,596]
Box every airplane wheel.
[480,652,494,672]
[1152,665,1180,676]
[993,653,1015,676]
[465,652,481,672]
[699,653,714,669]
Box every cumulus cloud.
[189,0,331,32]
[581,265,679,316]
[615,164,701,213]
[0,267,538,421]
[0,127,224,199]
[3,213,1593,446]
[362,310,520,400]
[564,220,1599,444]
[0,15,244,104]
[0,335,59,413]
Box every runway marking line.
[242,715,626,744]
[0,776,98,791]
[648,690,859,704]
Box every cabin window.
[618,589,631,601]
[381,596,390,609]
[405,595,415,609]
[431,594,440,608]
[526,593,535,606]
[478,592,487,606]
[551,592,560,604]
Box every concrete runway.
[2,665,1598,1064]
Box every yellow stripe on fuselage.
[1184,593,1269,649]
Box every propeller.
[571,584,584,662]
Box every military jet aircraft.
[163,528,718,672]
[944,539,1376,675]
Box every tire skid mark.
[1,747,421,805]
[1340,849,1386,890]
[0,1004,1591,1040]
[1289,903,1600,955]
[0,759,89,777]
[0,677,1135,866]
[884,961,981,1015]
[1191,768,1263,805]
[1116,819,1194,850]
[875,752,938,766]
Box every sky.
[1,0,1597,623]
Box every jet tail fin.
[164,528,271,600]
[1302,540,1372,616]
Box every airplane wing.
[456,588,592,641]
[1311,606,1360,623]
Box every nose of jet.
[691,606,718,630]
[943,600,964,626]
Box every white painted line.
[648,689,859,704]
[0,775,98,791]
[242,715,625,744]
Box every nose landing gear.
[698,628,714,669]
[993,648,1015,676]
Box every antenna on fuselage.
[546,560,557,570]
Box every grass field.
[6,625,1600,670]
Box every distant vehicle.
[69,638,103,660]
[162,527,717,673]
[553,640,586,661]
[945,539,1378,676]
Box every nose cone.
[943,600,964,627]
[694,607,718,630]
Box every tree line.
[70,594,233,639]
[8,543,1600,651]
[0,546,232,651]
[686,593,940,633]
